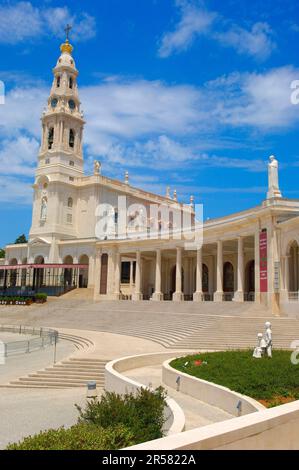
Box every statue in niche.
[267,155,282,199]
[40,196,47,221]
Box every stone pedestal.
[132,293,143,301]
[214,291,223,302]
[152,292,164,301]
[193,291,203,302]
[233,290,244,302]
[173,292,184,302]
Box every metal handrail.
[0,324,58,357]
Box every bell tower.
[30,28,84,248]
[37,26,85,179]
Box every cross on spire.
[64,24,72,41]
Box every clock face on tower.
[68,99,76,110]
[51,98,58,108]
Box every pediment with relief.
[28,237,51,246]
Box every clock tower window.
[56,76,61,88]
[69,129,75,148]
[69,77,73,89]
[48,127,54,149]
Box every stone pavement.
[0,294,298,349]
[124,364,233,431]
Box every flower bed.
[171,350,299,408]
[0,293,47,305]
[0,297,33,306]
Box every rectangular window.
[69,160,74,166]
[69,176,74,182]
[121,262,130,284]
[67,214,73,224]
[45,158,50,164]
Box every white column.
[93,250,101,300]
[254,230,261,303]
[233,237,244,302]
[129,261,134,297]
[132,251,142,300]
[173,247,184,301]
[193,247,203,301]
[152,249,163,301]
[280,255,289,303]
[113,251,121,299]
[214,240,223,302]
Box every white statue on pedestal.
[264,321,272,358]
[267,155,282,199]
[94,160,101,175]
[253,322,272,358]
[253,333,264,358]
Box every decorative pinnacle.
[60,24,73,55]
[65,24,72,41]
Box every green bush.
[76,387,167,444]
[35,293,48,301]
[7,423,134,450]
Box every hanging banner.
[260,230,268,292]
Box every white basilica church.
[1,36,299,316]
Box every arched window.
[67,197,73,208]
[56,76,61,88]
[48,127,54,149]
[69,129,75,148]
[69,77,73,89]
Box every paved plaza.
[0,291,299,448]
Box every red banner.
[259,230,268,292]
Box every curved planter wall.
[105,351,188,436]
[162,358,265,417]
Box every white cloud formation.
[206,66,299,128]
[0,136,39,176]
[0,175,33,204]
[0,65,298,203]
[158,1,216,57]
[0,2,96,44]
[215,22,275,61]
[158,0,275,60]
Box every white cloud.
[0,136,39,176]
[0,65,298,204]
[215,22,275,60]
[158,1,275,60]
[0,175,33,204]
[0,2,96,44]
[158,1,216,58]
[206,66,299,128]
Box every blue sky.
[0,0,299,247]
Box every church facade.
[2,37,299,316]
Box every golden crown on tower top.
[60,39,73,55]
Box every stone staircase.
[5,357,108,389]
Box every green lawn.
[170,350,299,407]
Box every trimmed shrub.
[35,293,48,302]
[76,387,167,444]
[7,423,134,450]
